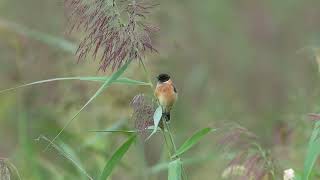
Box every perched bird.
[154,73,178,121]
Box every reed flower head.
[219,125,275,180]
[130,94,156,138]
[65,0,159,71]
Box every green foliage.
[173,128,215,157]
[90,130,137,133]
[302,121,320,180]
[36,136,92,180]
[168,159,182,180]
[58,142,88,180]
[148,153,216,175]
[98,135,136,180]
[0,76,150,94]
[2,0,320,179]
[18,111,41,179]
[45,60,132,150]
[0,19,76,53]
[146,106,163,140]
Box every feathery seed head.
[130,94,156,138]
[65,0,159,71]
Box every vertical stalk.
[140,60,154,89]
[161,126,173,158]
[141,59,187,179]
[163,120,188,180]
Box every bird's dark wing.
[173,84,177,93]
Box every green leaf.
[58,142,88,179]
[302,121,320,180]
[173,128,215,157]
[82,119,127,149]
[18,111,41,178]
[114,78,151,86]
[44,60,132,151]
[89,130,138,133]
[168,159,182,180]
[0,76,150,94]
[148,153,216,175]
[98,135,136,180]
[36,136,93,180]
[0,18,76,53]
[146,106,162,140]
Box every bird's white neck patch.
[160,80,170,84]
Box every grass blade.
[145,106,162,141]
[148,153,216,175]
[114,78,151,86]
[0,77,150,94]
[18,110,41,179]
[36,136,93,180]
[173,128,215,158]
[168,159,182,180]
[44,60,131,151]
[89,130,138,133]
[302,121,320,179]
[58,142,87,179]
[0,18,76,53]
[82,119,128,149]
[98,135,136,180]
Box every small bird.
[154,73,178,121]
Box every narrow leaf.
[114,78,151,86]
[0,77,149,94]
[168,159,182,180]
[58,142,87,179]
[173,128,215,157]
[82,119,127,149]
[0,18,76,53]
[36,136,93,180]
[98,135,136,180]
[148,153,216,175]
[44,60,131,151]
[89,130,138,133]
[302,121,320,179]
[146,106,162,140]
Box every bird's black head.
[157,73,170,83]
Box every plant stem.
[164,121,177,152]
[161,124,172,158]
[141,60,187,179]
[163,119,188,180]
[140,60,154,89]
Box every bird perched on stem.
[154,73,178,121]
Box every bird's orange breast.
[155,81,177,112]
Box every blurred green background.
[1,0,320,179]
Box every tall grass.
[0,0,214,179]
[2,1,320,180]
